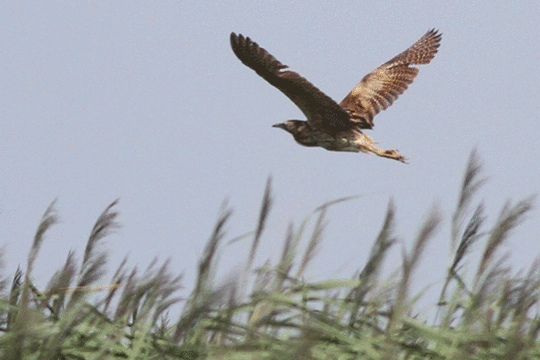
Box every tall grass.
[0,149,537,359]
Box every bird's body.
[230,30,442,163]
[273,121,397,157]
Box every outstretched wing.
[230,33,351,131]
[339,29,442,129]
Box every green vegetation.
[0,150,537,359]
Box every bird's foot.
[383,149,408,164]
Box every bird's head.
[272,120,307,136]
[272,120,317,147]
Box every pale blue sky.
[0,1,538,314]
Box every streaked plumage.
[230,29,442,163]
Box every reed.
[0,149,537,359]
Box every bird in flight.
[230,29,442,163]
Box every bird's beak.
[272,123,285,129]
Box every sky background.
[0,1,538,319]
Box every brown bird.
[230,29,442,163]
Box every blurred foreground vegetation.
[0,150,538,359]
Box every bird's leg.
[353,133,408,163]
